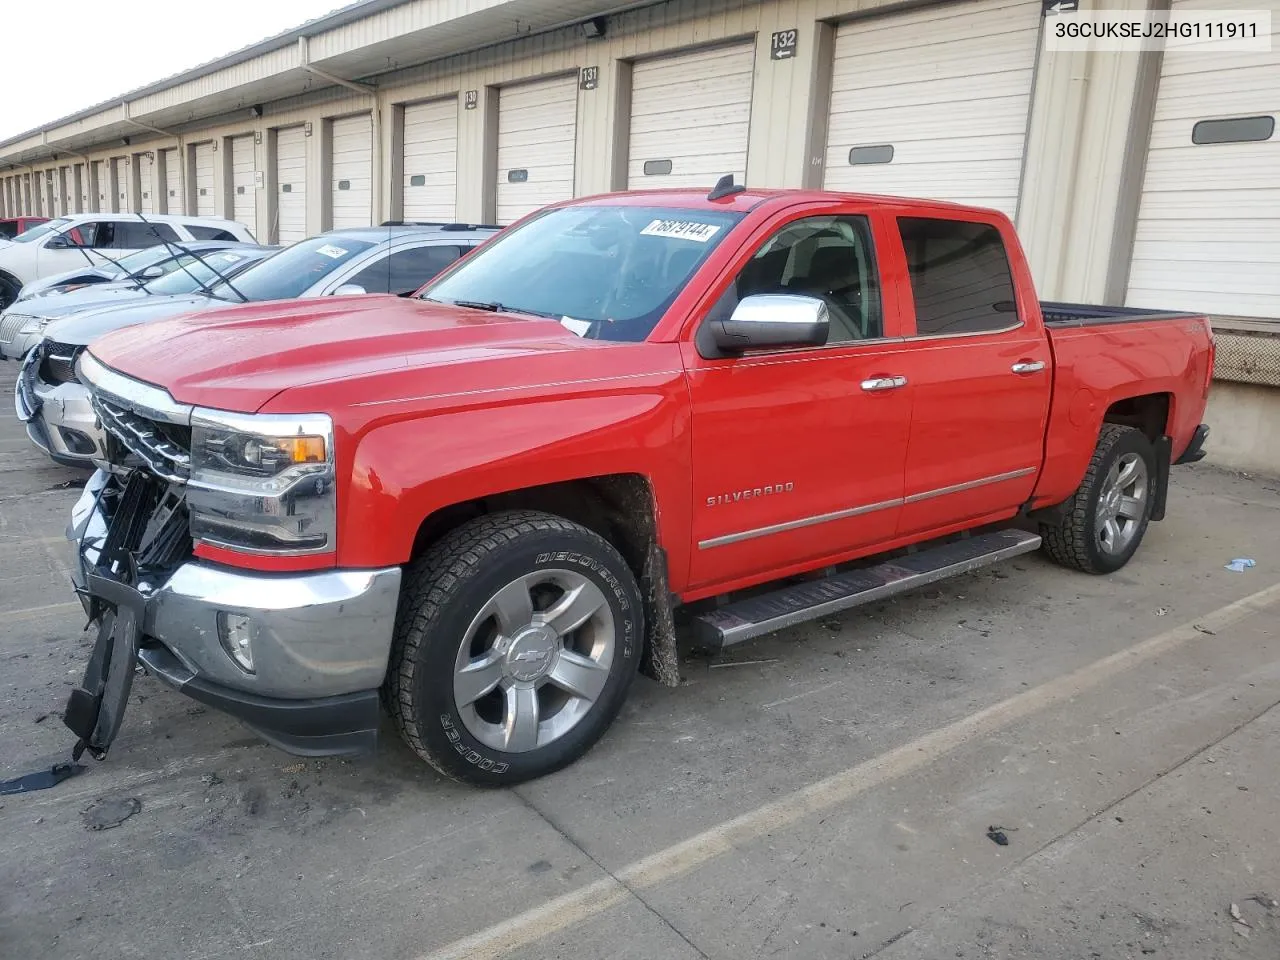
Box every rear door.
[887,213,1050,537]
[682,206,913,592]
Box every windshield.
[112,245,179,278]
[144,251,258,297]
[422,205,742,341]
[210,236,375,301]
[12,218,70,244]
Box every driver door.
[681,210,913,593]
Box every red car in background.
[0,216,49,240]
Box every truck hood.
[87,296,620,411]
[43,294,217,346]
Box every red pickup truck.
[64,183,1213,785]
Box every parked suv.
[0,213,256,308]
[17,224,495,466]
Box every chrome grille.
[0,312,33,346]
[39,341,80,385]
[92,395,192,484]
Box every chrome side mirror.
[707,294,829,355]
[332,283,368,297]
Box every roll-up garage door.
[824,0,1041,217]
[59,166,72,214]
[496,75,578,225]
[162,149,183,215]
[230,135,257,237]
[275,126,307,243]
[194,142,215,217]
[330,114,373,229]
[137,153,155,214]
[402,98,458,222]
[75,164,88,213]
[115,157,132,212]
[1127,0,1279,320]
[627,43,755,189]
[91,161,105,212]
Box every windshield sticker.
[216,254,243,263]
[640,219,722,243]
[560,317,592,338]
[316,244,349,259]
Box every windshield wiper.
[444,298,560,319]
[450,299,503,312]
[135,213,250,303]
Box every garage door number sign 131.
[770,29,798,60]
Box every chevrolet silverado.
[61,182,1213,785]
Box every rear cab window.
[897,217,1019,336]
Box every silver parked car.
[16,223,497,466]
[0,244,275,360]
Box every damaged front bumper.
[66,469,402,758]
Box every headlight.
[187,409,336,555]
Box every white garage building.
[0,0,1276,469]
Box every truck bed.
[1041,301,1200,327]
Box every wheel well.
[1103,393,1170,442]
[410,474,658,578]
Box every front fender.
[336,388,693,584]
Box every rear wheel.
[384,511,643,785]
[1040,424,1157,574]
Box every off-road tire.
[383,510,643,786]
[1039,424,1157,575]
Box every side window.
[114,221,179,248]
[897,217,1018,337]
[347,244,465,296]
[709,216,882,343]
[67,221,103,247]
[187,225,238,241]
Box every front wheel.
[0,275,19,311]
[1040,424,1157,574]
[384,511,643,785]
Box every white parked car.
[0,213,256,309]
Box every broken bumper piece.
[66,469,400,758]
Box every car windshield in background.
[112,245,177,278]
[422,205,742,342]
[11,219,69,244]
[210,236,375,301]
[145,251,257,297]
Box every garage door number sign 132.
[770,29,798,60]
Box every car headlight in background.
[187,409,336,555]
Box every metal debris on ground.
[986,826,1010,846]
[1,762,85,795]
[1224,558,1256,573]
[1229,903,1250,927]
[709,658,780,669]
[82,797,142,831]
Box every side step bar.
[693,529,1042,649]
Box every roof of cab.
[567,187,1004,218]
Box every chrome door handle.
[1011,361,1046,375]
[861,375,908,392]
